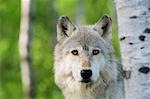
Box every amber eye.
[71,50,78,55]
[92,49,100,55]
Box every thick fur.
[54,16,124,99]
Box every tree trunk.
[115,0,150,99]
[75,0,85,24]
[49,0,57,47]
[19,0,35,98]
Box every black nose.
[80,69,92,79]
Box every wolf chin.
[54,16,124,99]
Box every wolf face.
[61,35,106,83]
[54,16,115,88]
[54,16,123,99]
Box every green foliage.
[55,0,78,19]
[0,0,22,99]
[84,0,110,23]
[0,0,120,99]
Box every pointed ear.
[57,16,76,42]
[93,15,112,39]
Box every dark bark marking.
[141,12,146,15]
[144,28,150,33]
[129,16,137,19]
[120,36,126,41]
[139,35,146,41]
[139,67,149,74]
[123,70,131,79]
[129,42,133,45]
[148,8,150,10]
[140,47,145,49]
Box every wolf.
[54,15,124,99]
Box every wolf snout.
[80,69,92,83]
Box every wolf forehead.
[61,27,107,50]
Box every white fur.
[54,16,124,99]
[54,45,123,99]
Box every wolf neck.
[63,82,107,99]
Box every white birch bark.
[19,0,35,98]
[115,0,150,99]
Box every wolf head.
[54,16,117,90]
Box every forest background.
[0,0,120,99]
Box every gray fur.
[54,16,124,99]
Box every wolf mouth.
[81,79,91,83]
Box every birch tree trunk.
[19,0,35,98]
[115,0,150,99]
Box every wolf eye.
[71,50,78,55]
[92,49,100,55]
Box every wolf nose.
[80,69,92,79]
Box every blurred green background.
[0,0,120,99]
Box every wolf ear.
[93,15,112,39]
[57,16,76,42]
